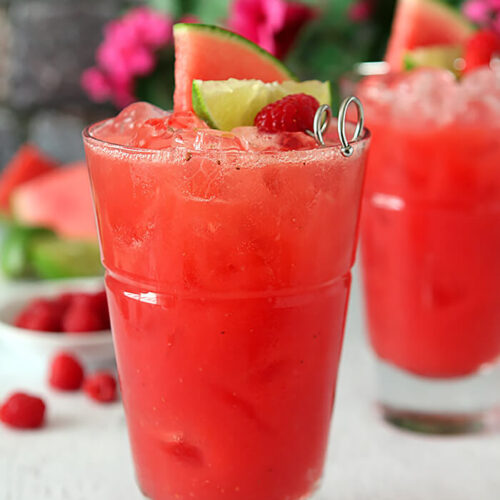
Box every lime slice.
[0,225,54,279]
[403,45,464,76]
[30,237,103,279]
[192,79,331,131]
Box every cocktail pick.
[307,96,365,157]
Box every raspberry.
[83,372,117,403]
[54,292,75,313]
[0,392,46,429]
[14,299,61,332]
[464,30,500,73]
[48,352,85,391]
[254,94,320,134]
[62,294,108,333]
[92,291,111,330]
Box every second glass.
[354,64,500,433]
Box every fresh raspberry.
[62,294,108,333]
[83,372,117,403]
[14,299,61,332]
[48,352,85,391]
[0,392,46,429]
[54,292,75,313]
[464,30,500,73]
[254,94,320,134]
[92,291,111,330]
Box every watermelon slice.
[11,162,97,241]
[0,145,58,212]
[173,23,295,111]
[385,0,474,70]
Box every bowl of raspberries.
[0,278,115,374]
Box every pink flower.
[463,0,500,35]
[82,7,172,108]
[81,67,112,102]
[228,0,315,59]
[349,0,374,22]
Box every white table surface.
[1,268,499,500]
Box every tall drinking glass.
[83,102,369,500]
[350,62,500,433]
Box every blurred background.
[0,0,400,169]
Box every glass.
[344,63,500,433]
[83,118,370,500]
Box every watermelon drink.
[357,64,500,430]
[84,88,369,499]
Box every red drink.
[358,67,500,429]
[84,103,369,500]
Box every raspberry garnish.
[48,352,85,391]
[0,392,46,429]
[14,299,61,332]
[464,30,500,73]
[62,294,108,333]
[254,94,320,134]
[84,372,117,403]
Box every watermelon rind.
[174,23,296,110]
[174,23,295,79]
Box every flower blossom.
[82,7,173,108]
[228,0,316,59]
[463,0,500,35]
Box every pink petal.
[463,0,491,23]
[349,0,373,22]
[81,67,112,102]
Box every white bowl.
[0,278,115,376]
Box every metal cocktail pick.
[307,96,365,157]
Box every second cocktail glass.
[355,64,500,433]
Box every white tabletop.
[1,269,499,500]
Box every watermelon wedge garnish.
[0,145,58,212]
[385,0,474,70]
[173,23,295,111]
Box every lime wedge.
[30,237,103,279]
[403,45,464,76]
[0,225,54,279]
[192,79,332,131]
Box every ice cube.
[166,110,209,130]
[92,102,168,146]
[392,69,459,125]
[232,127,316,152]
[192,129,248,151]
[458,66,500,124]
[129,117,175,149]
[171,128,248,152]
